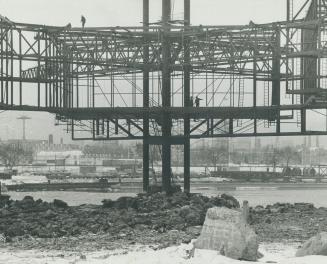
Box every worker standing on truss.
[195,96,202,107]
[81,15,86,28]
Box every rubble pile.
[0,192,239,243]
[250,202,327,242]
[2,192,327,252]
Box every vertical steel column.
[55,44,58,107]
[49,41,52,107]
[63,48,66,108]
[76,75,79,108]
[286,0,290,94]
[10,29,13,106]
[59,44,62,108]
[71,120,74,139]
[0,26,3,103]
[229,119,233,135]
[143,0,150,193]
[317,0,321,89]
[253,50,257,134]
[45,37,48,107]
[37,30,41,108]
[300,2,309,133]
[183,0,191,193]
[5,29,8,105]
[272,27,281,134]
[19,30,22,106]
[162,0,172,193]
[63,32,68,109]
[71,58,74,108]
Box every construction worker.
[81,15,86,28]
[195,96,202,107]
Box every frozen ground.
[0,242,327,264]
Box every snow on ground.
[1,174,47,186]
[0,243,327,264]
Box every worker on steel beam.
[195,96,202,107]
[81,15,86,28]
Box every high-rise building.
[48,134,54,145]
[254,137,261,150]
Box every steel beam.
[272,27,281,134]
[162,0,172,193]
[143,0,150,193]
[253,50,257,134]
[183,0,191,193]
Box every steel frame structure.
[1,0,327,192]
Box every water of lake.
[7,187,327,207]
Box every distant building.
[48,134,54,145]
[5,139,48,151]
[35,150,83,166]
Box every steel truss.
[1,0,327,192]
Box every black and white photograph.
[1,0,327,263]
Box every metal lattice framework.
[1,0,327,192]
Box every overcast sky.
[0,0,316,144]
[0,0,288,27]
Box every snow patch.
[0,243,327,264]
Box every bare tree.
[0,143,32,169]
[279,146,301,167]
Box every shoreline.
[6,187,327,207]
[5,181,327,193]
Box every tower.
[17,116,31,141]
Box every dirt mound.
[0,192,239,242]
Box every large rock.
[194,206,259,261]
[115,196,138,209]
[102,199,115,208]
[296,232,327,257]
[53,199,68,208]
